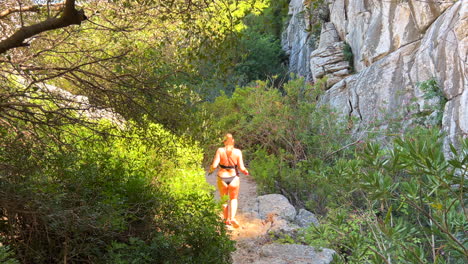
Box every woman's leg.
[227,176,240,226]
[217,177,229,221]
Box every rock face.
[282,0,316,80]
[310,23,351,87]
[329,0,454,71]
[283,0,467,152]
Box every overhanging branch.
[0,3,65,19]
[0,0,87,55]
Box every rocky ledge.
[232,194,335,264]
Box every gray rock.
[260,243,335,264]
[295,209,320,227]
[310,40,351,87]
[267,218,301,236]
[281,0,316,80]
[318,1,467,155]
[318,22,341,49]
[328,0,455,72]
[257,194,297,221]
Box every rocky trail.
[206,172,335,264]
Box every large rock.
[256,194,297,221]
[295,209,320,227]
[310,22,351,87]
[319,1,467,153]
[328,0,455,71]
[258,244,335,264]
[282,0,316,80]
[255,194,300,235]
[322,41,421,124]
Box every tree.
[0,0,268,132]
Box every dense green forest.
[1,0,466,263]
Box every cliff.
[282,0,467,151]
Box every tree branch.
[0,3,65,19]
[0,0,86,55]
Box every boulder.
[259,243,335,264]
[256,194,297,221]
[295,209,320,227]
[310,23,351,87]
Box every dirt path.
[206,171,272,263]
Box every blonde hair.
[224,133,234,153]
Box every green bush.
[0,122,234,263]
[234,29,287,86]
[0,245,20,264]
[415,78,447,127]
[299,128,468,263]
[343,42,355,73]
[200,77,355,206]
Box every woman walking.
[210,133,248,228]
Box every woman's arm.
[237,150,248,175]
[209,148,221,173]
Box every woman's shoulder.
[217,147,225,153]
[233,148,242,154]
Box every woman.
[210,133,248,228]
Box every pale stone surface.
[328,0,347,40]
[19,80,124,125]
[323,42,420,124]
[318,22,341,49]
[411,1,468,152]
[257,194,297,221]
[267,218,301,235]
[326,0,456,71]
[259,244,335,264]
[316,1,467,154]
[409,0,454,32]
[282,0,315,80]
[310,23,351,87]
[295,209,320,227]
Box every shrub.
[0,122,234,263]
[343,42,355,73]
[0,245,20,264]
[201,77,354,205]
[299,128,468,263]
[234,29,287,86]
[415,78,447,127]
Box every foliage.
[0,121,234,263]
[199,77,355,203]
[0,245,20,264]
[299,208,374,263]
[233,28,287,86]
[1,0,270,133]
[343,42,355,73]
[193,0,290,99]
[415,78,447,127]
[298,128,468,263]
[243,0,290,39]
